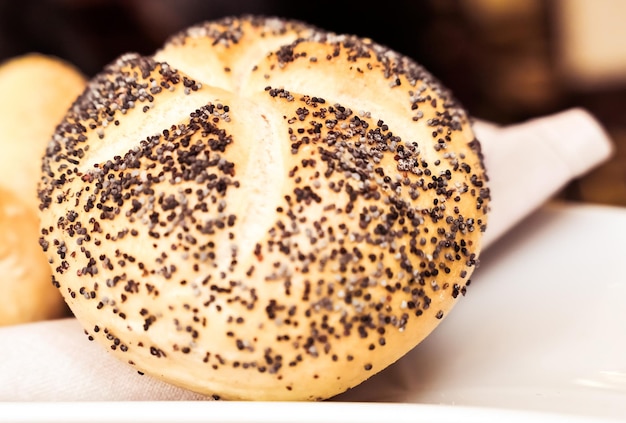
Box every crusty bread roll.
[0,53,85,326]
[38,15,490,400]
[0,53,86,211]
[0,186,67,325]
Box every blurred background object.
[555,0,626,90]
[0,0,624,206]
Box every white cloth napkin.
[475,108,614,247]
[0,108,614,401]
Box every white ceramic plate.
[0,400,621,423]
[1,201,625,423]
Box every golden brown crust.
[38,15,489,400]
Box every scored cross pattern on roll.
[38,15,490,401]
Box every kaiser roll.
[38,15,490,400]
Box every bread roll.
[0,186,67,325]
[0,53,86,211]
[0,53,85,326]
[38,15,490,400]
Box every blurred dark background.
[1,0,624,206]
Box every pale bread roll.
[0,186,67,325]
[0,53,86,210]
[38,16,490,400]
[0,53,85,326]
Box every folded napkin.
[0,108,614,401]
[474,108,614,247]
